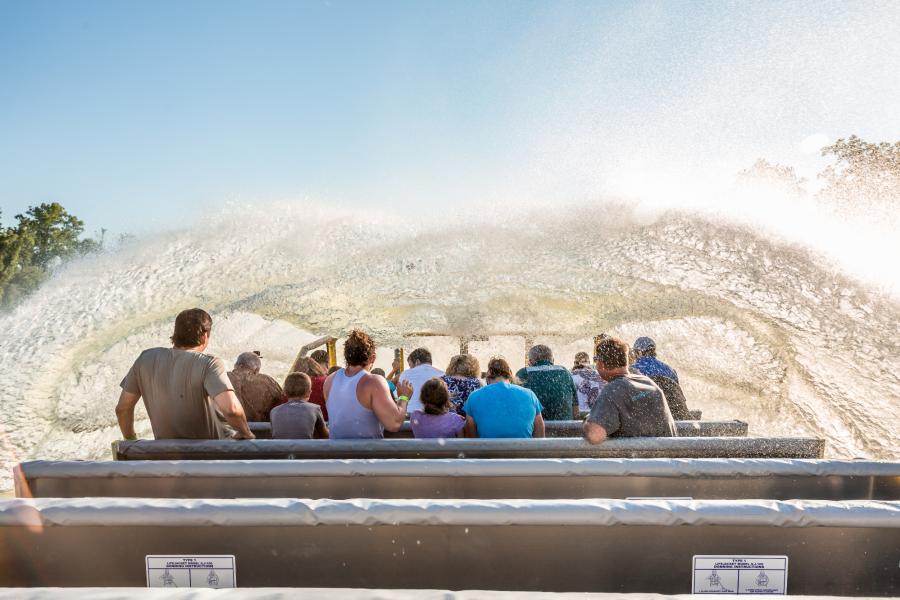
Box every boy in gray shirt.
[270,372,329,439]
[583,336,676,444]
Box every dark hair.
[420,378,451,415]
[486,357,513,381]
[284,372,312,398]
[344,330,376,366]
[310,349,329,365]
[171,308,212,348]
[408,347,432,366]
[371,368,386,377]
[595,337,629,369]
[327,365,341,375]
[292,356,326,378]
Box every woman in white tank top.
[323,330,412,439]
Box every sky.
[1,0,899,235]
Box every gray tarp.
[17,457,900,479]
[2,497,898,528]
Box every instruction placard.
[146,555,236,588]
[692,555,787,594]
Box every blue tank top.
[326,368,385,439]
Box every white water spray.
[0,196,898,491]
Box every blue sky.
[2,0,899,234]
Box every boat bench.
[15,458,899,500]
[247,419,747,439]
[0,497,896,594]
[110,437,825,461]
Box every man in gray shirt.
[116,308,255,440]
[583,336,676,444]
[270,372,329,439]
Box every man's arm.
[583,420,608,445]
[212,390,255,439]
[115,390,141,440]
[569,376,579,419]
[532,413,546,438]
[314,409,330,439]
[464,415,478,438]
[370,378,410,432]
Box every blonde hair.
[445,354,480,378]
[291,356,327,378]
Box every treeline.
[0,203,102,310]
[739,135,900,205]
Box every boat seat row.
[110,436,825,461]
[1,497,897,594]
[15,458,900,500]
[247,419,747,439]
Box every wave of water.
[1,200,898,491]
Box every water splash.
[0,199,898,490]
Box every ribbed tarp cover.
[0,590,873,600]
[1,498,897,528]
[17,458,900,479]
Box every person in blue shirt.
[463,357,545,438]
[631,337,679,382]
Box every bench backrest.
[248,419,746,439]
[0,497,896,594]
[16,458,898,501]
[110,436,825,461]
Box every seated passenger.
[571,351,605,413]
[632,337,679,382]
[291,357,329,421]
[399,347,444,414]
[410,379,466,438]
[516,344,577,420]
[324,330,412,439]
[371,367,397,399]
[647,374,692,421]
[227,352,285,422]
[270,372,329,439]
[464,357,545,438]
[310,349,330,372]
[115,308,254,440]
[583,337,676,444]
[440,354,483,415]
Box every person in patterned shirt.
[441,354,483,416]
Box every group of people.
[116,308,687,445]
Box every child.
[409,378,465,438]
[270,372,329,439]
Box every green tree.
[0,203,101,310]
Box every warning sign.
[146,555,236,588]
[692,555,787,594]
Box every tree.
[737,158,807,196]
[0,203,101,310]
[818,135,900,205]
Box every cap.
[633,337,656,353]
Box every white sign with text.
[146,555,236,588]
[692,555,787,594]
